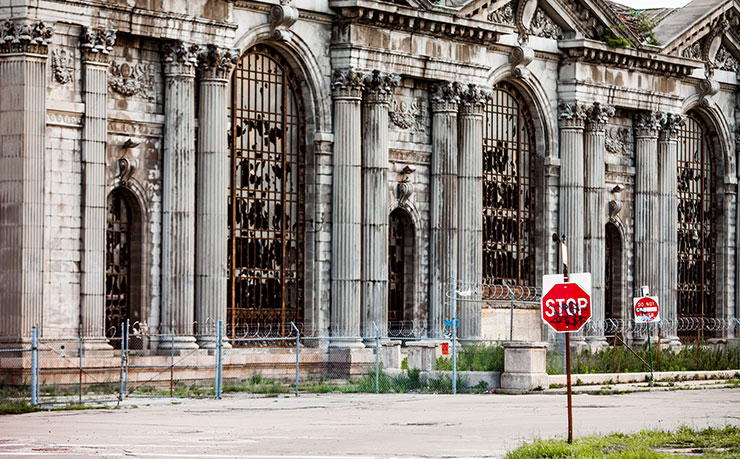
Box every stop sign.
[541,274,592,333]
[634,296,660,323]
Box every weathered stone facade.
[0,0,739,352]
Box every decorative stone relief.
[703,18,728,78]
[80,27,116,62]
[633,111,662,137]
[681,42,702,60]
[515,0,538,44]
[363,70,400,104]
[510,46,534,79]
[558,101,587,128]
[609,184,624,219]
[117,157,137,187]
[531,8,563,40]
[51,49,73,84]
[331,69,365,97]
[109,61,154,97]
[389,98,428,132]
[162,41,200,74]
[0,20,54,54]
[198,45,239,79]
[606,126,632,155]
[430,81,461,112]
[585,102,615,131]
[396,166,416,202]
[458,84,492,111]
[659,113,686,139]
[488,3,514,25]
[270,0,299,42]
[698,78,720,107]
[716,46,740,73]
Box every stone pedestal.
[325,347,375,377]
[380,340,402,369]
[500,341,548,393]
[406,341,438,371]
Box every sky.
[612,0,692,8]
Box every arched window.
[106,188,142,342]
[229,45,306,336]
[677,113,716,330]
[388,209,416,334]
[482,82,536,286]
[605,222,623,321]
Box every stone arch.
[485,65,557,289]
[388,201,425,336]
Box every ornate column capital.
[80,27,116,63]
[198,45,239,80]
[558,101,587,129]
[585,102,615,132]
[659,113,686,141]
[430,81,461,113]
[0,20,54,55]
[362,70,400,105]
[162,41,200,76]
[458,84,491,116]
[331,68,364,99]
[633,111,662,139]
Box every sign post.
[633,292,660,386]
[544,235,592,444]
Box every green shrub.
[435,343,504,372]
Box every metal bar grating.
[106,189,130,342]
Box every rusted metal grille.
[677,114,716,336]
[106,189,130,341]
[605,223,621,321]
[228,45,306,338]
[389,210,405,323]
[482,82,536,286]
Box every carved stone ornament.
[198,45,239,79]
[633,111,662,137]
[488,3,514,25]
[558,101,587,127]
[510,46,534,79]
[515,0,538,45]
[162,41,200,73]
[0,20,54,54]
[270,0,299,42]
[117,157,137,186]
[51,48,73,84]
[698,78,720,107]
[659,113,686,139]
[702,18,728,78]
[609,183,624,219]
[681,42,702,60]
[109,61,153,97]
[396,180,413,202]
[459,84,492,111]
[430,81,462,112]
[80,27,116,62]
[605,126,631,156]
[363,70,400,104]
[331,69,364,97]
[389,98,427,131]
[531,8,563,40]
[584,102,615,131]
[715,46,740,74]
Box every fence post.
[124,319,129,396]
[31,326,37,406]
[373,321,379,394]
[215,320,223,399]
[451,278,457,395]
[78,324,83,405]
[291,321,299,397]
[504,281,514,341]
[170,322,175,398]
[119,321,125,402]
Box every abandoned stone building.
[0,0,739,356]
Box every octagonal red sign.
[541,274,592,333]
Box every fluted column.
[557,102,586,274]
[658,114,685,345]
[331,69,364,346]
[429,82,460,339]
[633,111,661,302]
[0,20,53,343]
[457,85,490,340]
[584,103,614,346]
[195,46,238,347]
[79,28,116,349]
[361,71,398,340]
[160,41,199,350]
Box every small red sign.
[441,342,449,355]
[634,296,660,323]
[541,282,592,333]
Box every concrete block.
[500,341,548,393]
[406,341,437,371]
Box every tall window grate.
[229,45,306,337]
[106,189,130,340]
[482,82,536,286]
[388,210,405,324]
[677,114,716,333]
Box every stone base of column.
[197,335,232,352]
[325,347,375,377]
[500,341,548,393]
[406,341,441,371]
[661,335,682,351]
[81,338,114,355]
[380,339,402,369]
[157,335,199,355]
[328,338,365,349]
[583,336,609,352]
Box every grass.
[0,399,112,415]
[435,343,504,372]
[547,345,740,375]
[506,425,740,458]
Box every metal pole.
[119,321,125,402]
[373,321,379,394]
[31,326,37,406]
[504,280,514,341]
[79,324,83,405]
[35,325,39,403]
[124,319,129,396]
[216,320,223,399]
[657,322,661,373]
[565,332,573,444]
[452,278,457,395]
[647,323,654,387]
[291,321,299,398]
[170,325,174,398]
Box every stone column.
[194,46,238,348]
[360,70,398,340]
[79,28,116,349]
[633,111,661,300]
[429,82,460,339]
[457,84,490,340]
[160,41,199,350]
[0,20,53,343]
[583,103,614,346]
[557,102,586,274]
[330,69,364,346]
[658,114,685,346]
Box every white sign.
[633,296,660,323]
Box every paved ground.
[1,389,739,458]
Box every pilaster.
[429,82,460,339]
[195,45,238,347]
[160,41,199,350]
[0,20,53,343]
[79,27,116,349]
[584,102,614,346]
[360,70,399,340]
[457,84,490,340]
[330,69,364,346]
[557,102,586,273]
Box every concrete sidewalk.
[1,389,739,458]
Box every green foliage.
[435,343,504,372]
[0,399,40,415]
[506,425,740,458]
[632,11,658,45]
[598,25,633,48]
[400,357,408,370]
